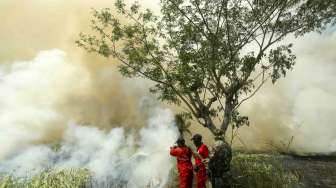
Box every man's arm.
[199,145,209,158]
[170,146,182,157]
[191,148,202,159]
[199,145,210,164]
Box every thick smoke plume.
[236,32,336,153]
[0,107,178,187]
[0,49,156,159]
[0,50,178,186]
[0,50,85,159]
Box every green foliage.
[50,142,62,152]
[77,0,336,136]
[174,113,192,136]
[231,153,298,188]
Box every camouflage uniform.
[208,140,232,188]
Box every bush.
[231,153,298,188]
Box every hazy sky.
[1,0,336,153]
[0,0,160,63]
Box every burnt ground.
[279,155,336,188]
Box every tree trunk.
[221,98,234,133]
[208,98,234,188]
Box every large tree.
[77,0,336,186]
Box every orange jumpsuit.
[170,146,194,188]
[195,144,209,188]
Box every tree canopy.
[77,0,336,138]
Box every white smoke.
[0,49,90,159]
[238,31,336,153]
[0,50,179,187]
[0,108,178,187]
[284,32,336,153]
[1,0,336,156]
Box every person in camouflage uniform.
[208,137,232,188]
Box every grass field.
[0,169,90,188]
[231,153,298,188]
[0,153,300,188]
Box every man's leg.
[180,170,193,188]
[186,170,193,188]
[196,168,207,188]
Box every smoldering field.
[0,0,336,187]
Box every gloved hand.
[202,158,209,165]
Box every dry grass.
[0,169,90,188]
[0,153,299,188]
[231,153,299,188]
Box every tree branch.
[167,0,210,40]
[194,0,213,35]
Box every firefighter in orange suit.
[170,137,194,188]
[191,134,209,188]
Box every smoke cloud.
[0,49,179,186]
[0,49,157,159]
[0,50,85,159]
[0,1,178,184]
[0,2,336,184]
[236,31,336,153]
[0,107,179,187]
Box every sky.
[0,0,336,154]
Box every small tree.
[77,0,335,186]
